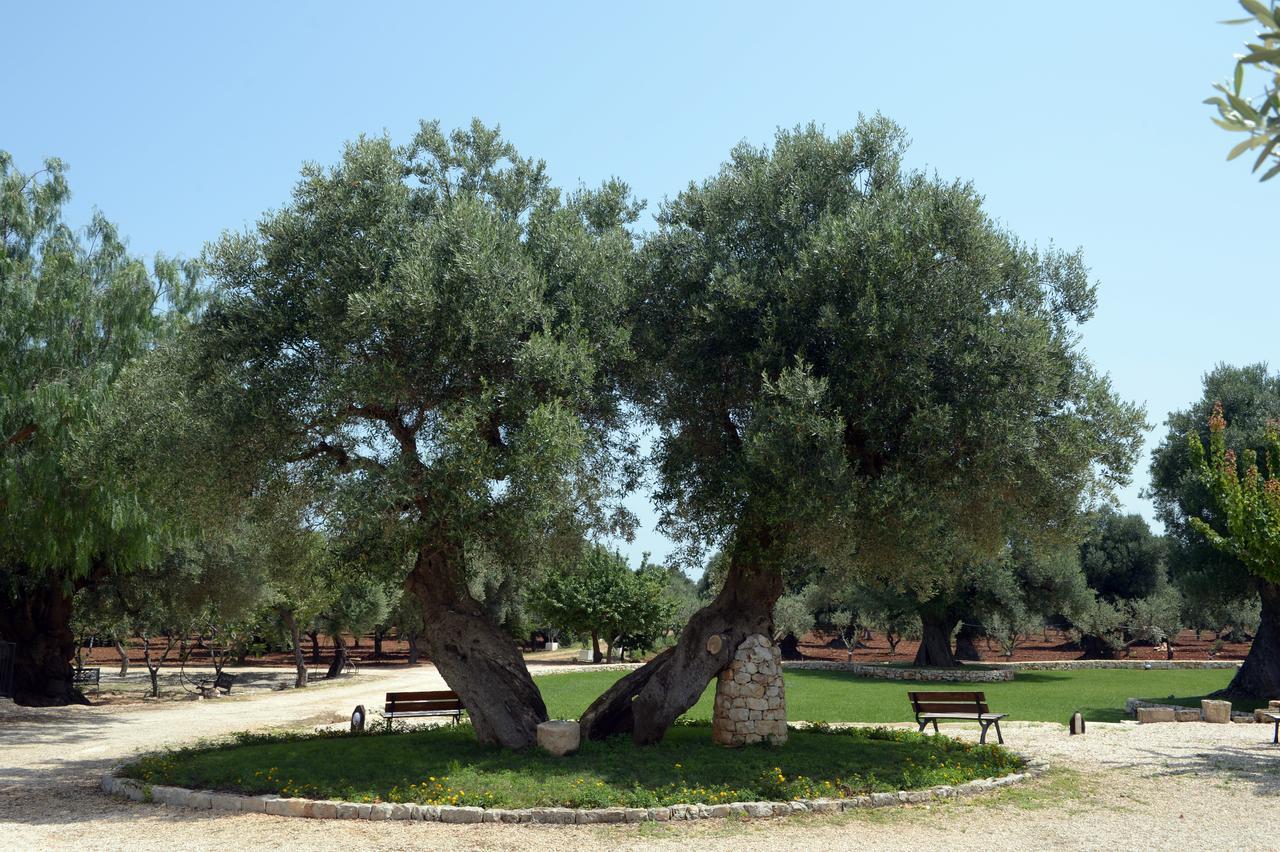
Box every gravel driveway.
[3,665,1278,851]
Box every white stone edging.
[100,757,1047,823]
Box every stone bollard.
[1201,699,1232,724]
[1069,712,1086,735]
[1137,707,1176,723]
[712,634,787,747]
[537,720,581,756]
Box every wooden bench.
[1264,711,1279,744]
[908,691,1007,744]
[198,672,235,696]
[384,690,465,730]
[72,667,100,692]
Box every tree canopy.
[116,120,640,746]
[0,152,200,703]
[582,118,1145,743]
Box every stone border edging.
[783,661,1015,682]
[100,757,1047,823]
[985,659,1241,671]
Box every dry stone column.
[712,633,787,746]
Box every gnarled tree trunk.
[114,638,130,677]
[954,621,983,661]
[913,611,960,668]
[0,574,87,706]
[278,608,307,688]
[405,543,548,749]
[1220,580,1280,698]
[325,634,348,679]
[579,527,782,745]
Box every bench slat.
[908,691,985,701]
[388,702,464,713]
[912,702,990,714]
[387,690,458,701]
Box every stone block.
[1202,699,1232,724]
[368,803,393,820]
[1175,709,1201,722]
[531,807,577,824]
[388,803,411,820]
[335,802,361,819]
[310,801,338,819]
[209,793,241,812]
[536,720,581,756]
[440,806,483,824]
[624,808,649,822]
[185,791,212,810]
[744,802,773,818]
[1137,707,1176,723]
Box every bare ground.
[3,664,1278,851]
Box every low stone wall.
[989,659,1240,671]
[784,661,1015,682]
[101,756,1048,823]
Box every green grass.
[537,667,1255,725]
[121,722,1020,809]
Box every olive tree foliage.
[1207,0,1280,180]
[0,152,200,704]
[108,121,638,747]
[580,118,1145,743]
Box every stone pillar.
[712,633,786,746]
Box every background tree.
[1186,401,1280,695]
[531,545,675,663]
[113,121,639,747]
[1207,0,1280,181]
[1150,364,1280,696]
[0,153,200,704]
[581,119,1144,743]
[1079,509,1167,603]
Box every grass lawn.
[536,667,1253,725]
[121,722,1020,809]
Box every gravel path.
[3,666,1278,851]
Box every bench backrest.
[214,672,234,689]
[72,667,100,684]
[908,691,989,715]
[385,690,464,715]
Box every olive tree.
[132,121,637,747]
[581,119,1144,743]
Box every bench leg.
[1273,720,1278,745]
[932,720,939,734]
[994,720,1003,745]
[979,722,989,745]
[917,720,929,734]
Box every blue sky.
[6,2,1275,570]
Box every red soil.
[80,627,1251,671]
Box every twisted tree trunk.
[1220,580,1280,698]
[913,611,961,668]
[580,526,782,745]
[405,542,548,749]
[114,638,130,677]
[325,635,348,679]
[278,608,308,688]
[954,621,983,661]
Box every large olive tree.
[581,118,1144,743]
[142,122,638,747]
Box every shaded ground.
[4,662,1280,850]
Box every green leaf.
[1260,159,1280,181]
[1227,135,1266,160]
[1235,62,1245,96]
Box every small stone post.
[712,634,787,746]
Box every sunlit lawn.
[536,666,1250,725]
